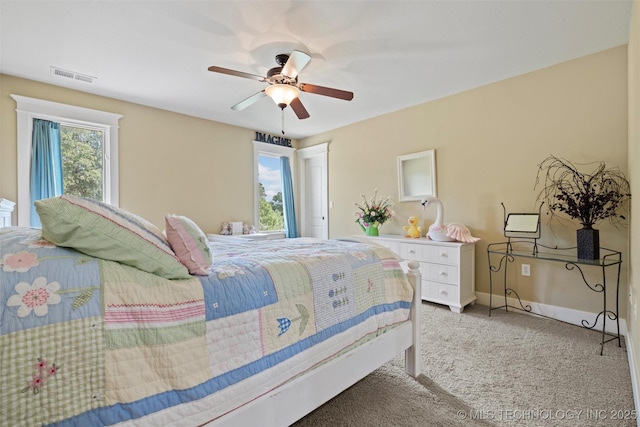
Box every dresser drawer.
[399,243,422,260]
[422,280,459,304]
[400,243,459,266]
[420,263,458,285]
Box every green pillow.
[35,195,190,279]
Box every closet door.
[297,143,328,239]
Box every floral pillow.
[165,214,213,275]
[35,195,190,279]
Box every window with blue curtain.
[30,119,63,227]
[280,156,298,238]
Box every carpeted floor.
[292,302,635,426]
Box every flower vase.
[365,225,379,236]
[577,226,600,260]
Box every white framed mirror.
[505,213,540,233]
[397,149,436,201]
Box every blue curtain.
[280,156,298,238]
[30,119,63,227]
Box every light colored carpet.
[292,302,635,426]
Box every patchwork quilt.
[0,228,413,426]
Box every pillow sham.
[165,214,213,275]
[35,195,190,279]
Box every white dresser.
[0,199,16,228]
[363,234,476,313]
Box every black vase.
[577,226,600,260]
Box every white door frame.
[296,142,329,239]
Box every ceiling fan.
[208,50,354,120]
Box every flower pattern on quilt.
[332,297,350,309]
[1,250,91,273]
[1,251,40,272]
[329,286,347,297]
[277,304,309,336]
[23,238,56,249]
[213,264,246,279]
[21,357,59,395]
[276,318,291,336]
[350,251,368,261]
[7,277,61,317]
[329,285,351,308]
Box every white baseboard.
[475,292,628,336]
[625,333,640,424]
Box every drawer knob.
[440,252,448,258]
[440,290,448,295]
[409,249,416,254]
[439,272,448,277]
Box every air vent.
[50,66,96,84]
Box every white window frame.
[11,94,122,226]
[253,141,295,233]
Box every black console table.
[487,241,622,355]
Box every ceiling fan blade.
[208,66,265,82]
[299,83,354,101]
[281,50,311,79]
[290,97,310,120]
[231,91,266,111]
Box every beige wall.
[0,74,285,233]
[627,0,640,406]
[300,46,629,317]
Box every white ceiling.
[0,1,633,140]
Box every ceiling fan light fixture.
[265,84,300,109]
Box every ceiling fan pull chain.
[282,109,285,135]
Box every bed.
[0,196,421,426]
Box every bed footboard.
[209,260,423,427]
[404,260,421,378]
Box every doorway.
[297,143,329,239]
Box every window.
[12,94,122,226]
[253,141,294,233]
[60,124,104,200]
[258,155,284,231]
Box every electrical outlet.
[522,264,531,276]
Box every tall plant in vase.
[354,190,393,237]
[534,155,631,260]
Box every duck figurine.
[421,196,481,243]
[403,216,423,238]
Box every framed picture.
[397,149,436,201]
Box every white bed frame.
[211,261,422,427]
